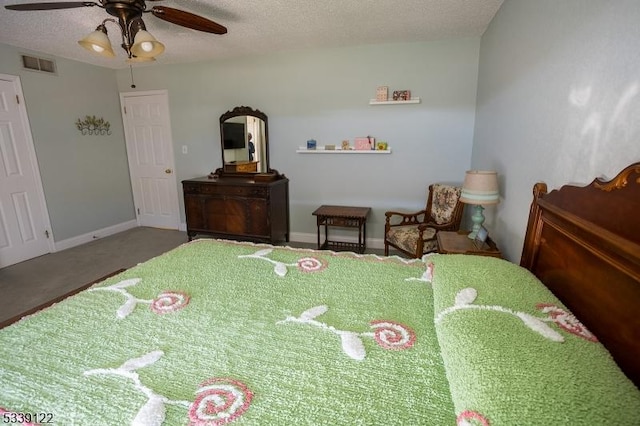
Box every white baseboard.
[289,232,385,250]
[51,224,383,253]
[53,220,138,252]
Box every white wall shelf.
[296,148,392,154]
[369,98,420,105]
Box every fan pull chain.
[129,65,136,88]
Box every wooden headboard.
[520,162,640,387]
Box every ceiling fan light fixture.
[7,0,227,63]
[78,24,115,58]
[131,30,165,58]
[126,56,156,63]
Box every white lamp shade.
[131,30,165,58]
[460,170,500,205]
[78,28,115,58]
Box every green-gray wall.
[0,44,135,242]
[2,38,480,248]
[114,39,481,243]
[473,0,640,261]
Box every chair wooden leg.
[384,242,389,256]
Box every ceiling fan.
[4,0,227,61]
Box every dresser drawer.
[183,183,268,198]
[224,186,268,197]
[224,162,258,173]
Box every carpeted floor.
[0,227,188,324]
[0,268,127,328]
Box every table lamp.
[460,170,500,239]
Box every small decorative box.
[354,137,375,150]
[376,86,389,101]
[392,90,411,101]
[376,141,388,150]
[307,139,317,150]
[325,144,335,150]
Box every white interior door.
[0,75,52,268]
[120,90,180,230]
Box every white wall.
[473,0,640,261]
[116,39,481,243]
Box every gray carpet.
[0,227,188,324]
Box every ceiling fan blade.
[150,6,227,34]
[5,2,97,10]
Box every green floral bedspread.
[427,254,640,425]
[0,240,638,425]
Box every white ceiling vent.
[21,54,57,75]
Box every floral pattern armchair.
[384,184,463,258]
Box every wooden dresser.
[182,175,289,243]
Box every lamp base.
[468,205,485,239]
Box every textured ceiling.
[0,0,503,69]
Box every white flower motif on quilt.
[88,278,190,319]
[278,305,415,361]
[405,262,435,283]
[436,288,598,342]
[238,248,327,276]
[84,351,253,426]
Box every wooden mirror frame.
[215,106,273,178]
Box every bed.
[1,163,639,425]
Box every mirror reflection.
[220,107,268,174]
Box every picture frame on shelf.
[392,90,411,101]
[354,137,374,150]
[376,86,389,101]
[376,141,388,150]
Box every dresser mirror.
[219,106,269,175]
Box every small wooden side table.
[312,205,371,253]
[437,230,502,258]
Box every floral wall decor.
[76,115,111,135]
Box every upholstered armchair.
[384,184,464,258]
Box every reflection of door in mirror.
[246,116,265,170]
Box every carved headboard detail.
[521,162,640,386]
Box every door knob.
[165,169,172,174]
